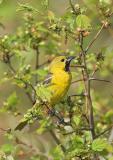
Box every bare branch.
[69,0,76,14]
[90,78,113,85]
[79,32,96,139]
[63,127,91,135]
[71,78,84,84]
[15,137,52,159]
[95,125,113,139]
[49,130,66,152]
[85,24,104,53]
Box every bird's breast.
[48,71,72,105]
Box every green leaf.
[36,84,52,101]
[1,144,14,154]
[50,145,64,160]
[76,14,91,30]
[63,12,76,30]
[48,10,55,22]
[34,69,48,77]
[3,92,18,111]
[17,3,39,13]
[92,138,109,152]
[99,0,111,5]
[72,115,81,126]
[42,0,49,8]
[105,110,113,123]
[36,118,51,134]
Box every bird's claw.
[48,109,56,116]
[58,117,65,124]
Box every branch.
[15,137,52,159]
[0,127,11,133]
[14,77,36,104]
[49,130,66,152]
[35,47,39,83]
[70,65,85,68]
[79,32,96,139]
[63,127,91,135]
[69,0,76,14]
[38,59,52,68]
[71,78,84,84]
[69,93,86,97]
[72,77,113,86]
[90,78,113,85]
[5,59,35,104]
[95,125,113,139]
[85,24,104,53]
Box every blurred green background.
[0,0,113,159]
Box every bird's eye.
[61,59,65,62]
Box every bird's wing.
[43,73,53,86]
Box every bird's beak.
[66,56,75,63]
[65,56,75,71]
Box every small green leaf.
[17,3,39,13]
[76,14,91,29]
[1,144,14,154]
[73,115,81,126]
[99,0,111,5]
[36,84,52,101]
[50,145,64,160]
[48,10,55,22]
[92,138,108,152]
[35,69,48,77]
[105,110,113,123]
[37,118,51,134]
[42,0,49,8]
[3,92,18,111]
[63,12,76,30]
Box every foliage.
[0,0,113,159]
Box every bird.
[15,55,75,130]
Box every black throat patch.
[65,61,70,72]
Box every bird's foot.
[48,108,56,116]
[58,117,65,125]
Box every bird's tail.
[15,102,42,131]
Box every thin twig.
[6,59,35,104]
[49,130,66,152]
[69,93,85,97]
[69,0,76,14]
[95,125,113,139]
[63,127,91,135]
[79,32,96,139]
[38,59,52,68]
[35,47,39,83]
[0,127,11,132]
[15,137,52,159]
[70,65,85,68]
[72,77,113,86]
[71,78,84,84]
[90,78,113,85]
[85,24,104,53]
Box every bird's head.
[50,56,75,73]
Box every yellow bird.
[15,56,74,130]
[46,56,74,105]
